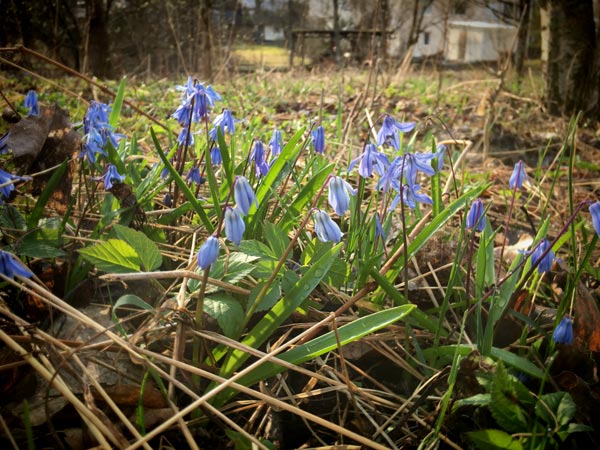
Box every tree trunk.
[199,0,213,80]
[86,0,112,78]
[544,0,598,119]
[514,0,532,76]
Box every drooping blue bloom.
[348,143,389,178]
[269,129,284,156]
[402,152,437,186]
[210,146,223,165]
[24,90,39,116]
[531,239,555,274]
[224,207,245,246]
[174,77,221,123]
[186,166,205,185]
[102,164,125,190]
[250,140,269,177]
[177,126,194,146]
[466,199,486,232]
[509,160,527,189]
[435,144,447,172]
[211,108,238,136]
[328,176,357,216]
[197,236,220,270]
[375,214,386,239]
[0,250,33,279]
[376,115,415,150]
[0,133,9,155]
[311,125,325,154]
[389,183,433,211]
[591,201,600,238]
[314,209,343,243]
[552,316,574,345]
[160,161,172,180]
[0,168,20,199]
[79,101,120,164]
[234,176,258,216]
[164,192,173,207]
[171,102,193,127]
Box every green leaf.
[27,159,69,229]
[212,305,415,407]
[467,429,523,450]
[112,224,162,271]
[489,362,530,433]
[263,222,289,256]
[250,282,281,312]
[218,243,342,379]
[78,239,141,273]
[0,204,26,231]
[15,239,66,258]
[109,79,126,128]
[204,294,244,338]
[452,393,491,412]
[112,294,153,321]
[535,392,576,428]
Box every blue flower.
[466,199,486,232]
[328,176,357,216]
[314,209,343,243]
[79,101,119,164]
[177,126,194,146]
[171,103,193,127]
[0,250,33,279]
[509,160,527,189]
[311,125,325,154]
[552,316,574,345]
[102,164,125,190]
[164,192,173,207]
[212,108,238,136]
[589,201,600,238]
[197,236,220,270]
[174,77,221,123]
[234,176,258,216]
[348,143,389,178]
[0,168,20,199]
[531,239,555,274]
[251,140,269,177]
[186,166,205,185]
[375,214,386,239]
[224,207,245,246]
[389,184,433,210]
[376,115,415,150]
[269,129,284,156]
[24,90,39,116]
[210,146,223,165]
[0,133,9,155]
[401,152,437,186]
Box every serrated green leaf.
[204,294,244,338]
[15,240,66,258]
[489,362,529,433]
[536,391,576,428]
[0,204,26,230]
[112,224,162,271]
[467,429,523,450]
[78,239,141,273]
[263,222,289,256]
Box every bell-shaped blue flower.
[234,176,258,216]
[531,239,555,274]
[102,164,126,190]
[0,250,33,279]
[328,176,357,216]
[590,201,600,238]
[311,125,325,154]
[376,115,415,150]
[552,316,574,345]
[314,209,343,243]
[389,183,433,211]
[163,192,173,207]
[210,146,223,165]
[466,199,486,232]
[375,214,386,239]
[197,236,220,270]
[224,207,245,246]
[251,140,269,177]
[348,143,389,178]
[269,129,284,156]
[186,166,205,185]
[509,160,527,189]
[0,168,21,200]
[24,90,39,116]
[212,108,238,136]
[177,126,194,146]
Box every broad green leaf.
[27,159,69,229]
[452,393,491,412]
[489,363,530,432]
[250,282,281,312]
[535,392,576,428]
[15,239,65,258]
[263,222,289,256]
[78,239,141,273]
[112,224,162,271]
[204,294,244,338]
[467,429,523,450]
[0,204,26,231]
[112,294,153,322]
[218,243,342,378]
[212,305,415,407]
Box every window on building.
[423,32,431,45]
